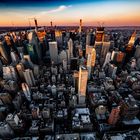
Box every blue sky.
[0,0,139,7]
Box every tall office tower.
[126,31,136,52]
[37,31,47,58]
[34,18,38,32]
[79,47,83,57]
[108,106,120,125]
[0,41,9,64]
[17,47,24,59]
[86,31,95,46]
[21,83,31,101]
[78,66,88,104]
[28,31,41,62]
[94,27,104,57]
[51,85,57,96]
[23,69,35,87]
[63,59,67,71]
[86,46,96,68]
[70,57,78,71]
[67,38,73,59]
[87,54,92,78]
[79,19,82,33]
[55,30,62,47]
[86,45,93,56]
[111,51,125,64]
[59,50,67,63]
[120,94,139,120]
[100,42,110,66]
[49,41,58,64]
[134,45,140,60]
[91,48,96,67]
[4,35,12,46]
[33,64,39,78]
[3,66,18,81]
[86,33,91,46]
[23,55,34,69]
[26,43,37,63]
[50,21,53,27]
[16,63,25,80]
[107,63,117,79]
[73,71,79,92]
[66,49,70,64]
[102,51,112,68]
[10,50,19,63]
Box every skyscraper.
[23,69,35,87]
[87,53,92,78]
[49,41,58,64]
[16,63,25,80]
[78,66,88,104]
[28,31,41,62]
[91,48,96,67]
[63,59,67,71]
[34,18,38,32]
[10,50,19,63]
[70,57,78,71]
[100,42,110,65]
[86,46,96,67]
[21,83,31,101]
[0,41,9,64]
[79,19,82,33]
[59,50,67,63]
[86,30,95,46]
[102,51,112,68]
[94,27,104,57]
[26,43,37,63]
[67,38,73,59]
[126,31,136,51]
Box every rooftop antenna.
[101,22,104,27]
[28,19,31,30]
[97,21,101,27]
[50,21,53,27]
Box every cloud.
[39,5,72,15]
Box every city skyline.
[0,0,140,26]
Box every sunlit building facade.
[78,66,88,104]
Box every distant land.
[0,26,140,34]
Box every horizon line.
[0,25,140,27]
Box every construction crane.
[28,17,38,31]
[97,21,104,27]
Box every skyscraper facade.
[49,41,58,64]
[78,66,88,104]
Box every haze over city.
[0,0,140,26]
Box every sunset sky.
[0,0,140,26]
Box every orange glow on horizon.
[0,5,140,27]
